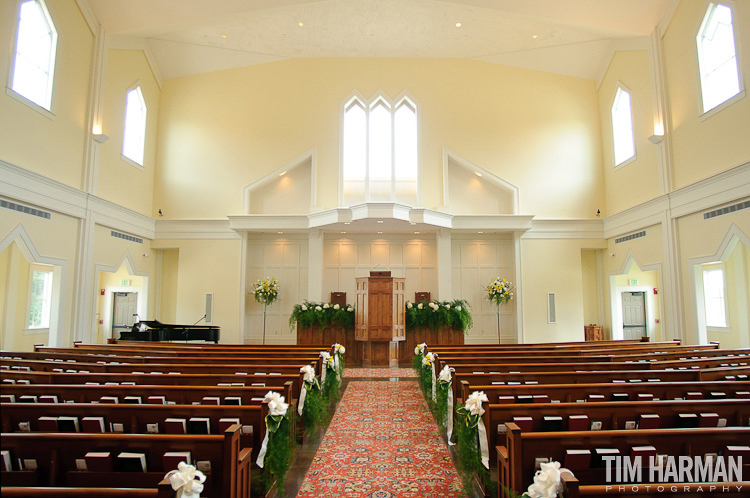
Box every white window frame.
[610,83,636,169]
[121,82,147,169]
[694,1,746,120]
[702,263,729,331]
[339,91,422,206]
[26,264,53,330]
[7,0,58,118]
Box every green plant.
[300,381,326,433]
[289,301,355,331]
[260,414,293,495]
[405,299,473,333]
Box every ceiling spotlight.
[532,34,538,39]
[455,22,462,28]
[220,34,228,39]
[414,231,420,234]
[298,22,304,27]
[340,231,346,234]
[277,231,283,234]
[344,222,351,225]
[474,171,483,177]
[377,231,383,234]
[278,170,287,176]
[377,220,384,224]
[478,231,484,234]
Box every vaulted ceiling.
[86,0,672,80]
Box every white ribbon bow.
[319,351,330,384]
[165,462,206,498]
[298,365,316,416]
[466,391,490,468]
[527,461,572,498]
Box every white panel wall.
[245,234,308,343]
[323,234,437,306]
[451,235,516,343]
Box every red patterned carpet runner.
[295,378,465,498]
[344,368,417,378]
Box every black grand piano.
[119,320,220,343]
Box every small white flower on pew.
[298,364,317,415]
[423,352,437,402]
[438,364,452,383]
[320,351,333,384]
[164,461,206,498]
[465,390,488,416]
[438,365,456,442]
[422,352,435,367]
[414,342,427,355]
[526,461,572,498]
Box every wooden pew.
[1,483,174,497]
[497,424,750,497]
[7,350,322,364]
[481,398,750,464]
[1,425,251,498]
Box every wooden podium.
[355,271,406,367]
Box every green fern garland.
[322,364,341,404]
[454,403,494,495]
[260,414,293,495]
[435,379,450,432]
[300,381,325,434]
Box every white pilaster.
[308,229,324,301]
[436,229,452,300]
[82,23,107,194]
[72,212,96,342]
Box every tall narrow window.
[11,0,58,110]
[28,268,53,329]
[122,85,147,166]
[696,3,741,113]
[342,94,419,205]
[611,85,635,166]
[703,266,728,328]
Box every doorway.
[112,292,138,339]
[621,291,646,339]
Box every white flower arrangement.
[165,462,206,498]
[333,303,340,310]
[422,352,435,366]
[487,276,513,306]
[414,342,427,355]
[406,301,413,309]
[438,364,453,383]
[252,277,279,306]
[333,343,346,355]
[300,364,316,383]
[464,390,488,416]
[264,391,289,417]
[526,461,571,498]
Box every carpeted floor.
[344,368,417,378]
[295,378,465,498]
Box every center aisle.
[295,374,465,498]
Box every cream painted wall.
[581,249,602,327]
[154,58,603,219]
[446,159,515,215]
[677,206,750,344]
[0,0,93,188]
[249,160,312,214]
[95,265,145,343]
[711,242,750,349]
[97,49,159,216]
[1,210,79,349]
[157,248,179,323]
[520,238,607,343]
[152,238,242,343]
[614,267,662,342]
[604,223,665,340]
[663,0,750,188]
[599,50,662,215]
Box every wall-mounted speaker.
[205,293,213,323]
[547,293,556,324]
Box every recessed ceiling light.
[278,170,287,176]
[298,22,304,27]
[414,231,420,234]
[532,34,538,39]
[474,171,483,177]
[344,222,351,225]
[377,220,384,224]
[277,231,283,234]
[478,231,484,234]
[377,231,383,234]
[340,231,346,234]
[410,222,416,225]
[220,34,228,39]
[455,22,462,28]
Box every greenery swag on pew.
[257,392,294,495]
[298,365,326,434]
[454,396,495,496]
[320,351,342,405]
[289,301,355,331]
[406,299,473,332]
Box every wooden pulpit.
[355,271,406,367]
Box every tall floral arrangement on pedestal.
[486,277,513,343]
[253,277,279,344]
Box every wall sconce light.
[647,134,664,144]
[93,133,109,143]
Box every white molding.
[105,35,163,89]
[604,195,669,239]
[451,215,533,232]
[657,0,681,38]
[74,0,98,35]
[155,219,239,240]
[228,214,311,232]
[242,148,318,214]
[523,219,604,239]
[0,159,156,239]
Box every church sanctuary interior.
[1,1,749,497]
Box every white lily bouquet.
[253,277,279,306]
[333,342,346,378]
[437,364,456,441]
[455,390,490,469]
[486,277,513,306]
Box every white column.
[648,28,673,195]
[308,229,324,302]
[82,24,107,194]
[436,229,452,300]
[72,212,96,343]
